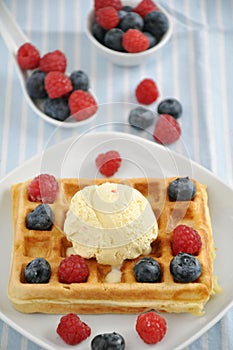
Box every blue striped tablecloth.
[0,0,233,349]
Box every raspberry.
[27,174,59,204]
[136,310,167,344]
[17,43,40,70]
[44,71,73,99]
[95,150,122,177]
[122,29,150,53]
[153,114,181,145]
[58,255,89,284]
[133,0,158,18]
[94,0,122,11]
[68,90,98,121]
[96,7,120,30]
[135,78,159,105]
[39,50,67,73]
[57,313,91,345]
[172,224,202,255]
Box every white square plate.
[1,132,233,350]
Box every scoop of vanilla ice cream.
[63,182,158,265]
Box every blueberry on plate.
[104,28,124,51]
[134,257,162,283]
[24,257,51,283]
[119,12,144,32]
[91,332,125,350]
[170,253,202,283]
[70,70,89,91]
[26,203,54,230]
[128,106,155,130]
[44,97,70,121]
[158,98,182,119]
[168,177,196,201]
[26,70,47,99]
[144,11,169,42]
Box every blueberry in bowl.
[85,0,173,66]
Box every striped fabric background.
[0,0,233,349]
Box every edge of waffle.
[8,177,218,315]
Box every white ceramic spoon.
[0,2,97,128]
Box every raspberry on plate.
[122,29,150,53]
[27,173,59,203]
[17,42,40,70]
[153,114,181,145]
[39,49,67,73]
[95,150,122,177]
[135,78,159,105]
[133,0,159,18]
[172,224,202,255]
[96,6,120,30]
[68,90,98,121]
[57,313,91,345]
[44,71,73,99]
[136,310,167,344]
[94,0,122,11]
[58,255,89,284]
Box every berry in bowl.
[86,0,173,66]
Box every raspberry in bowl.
[85,0,173,66]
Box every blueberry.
[158,98,182,119]
[44,97,70,121]
[144,11,169,42]
[170,253,202,282]
[70,70,89,91]
[143,32,157,48]
[92,21,106,43]
[26,70,47,99]
[26,204,54,230]
[168,177,196,201]
[134,257,162,283]
[122,5,133,12]
[129,107,155,130]
[118,10,128,20]
[24,258,51,283]
[104,29,124,51]
[91,332,125,350]
[119,12,144,32]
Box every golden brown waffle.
[8,177,217,315]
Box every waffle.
[8,177,218,315]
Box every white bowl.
[85,1,173,67]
